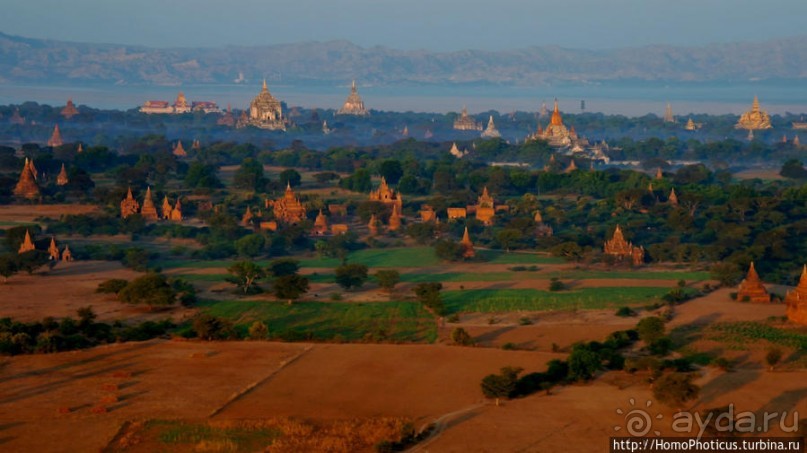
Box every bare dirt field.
[0,261,193,324]
[0,204,98,224]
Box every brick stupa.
[368,214,379,236]
[48,125,64,147]
[13,158,40,200]
[736,262,770,303]
[139,187,159,220]
[388,204,401,232]
[786,266,807,325]
[460,227,475,259]
[313,209,329,235]
[56,163,69,186]
[48,237,60,261]
[18,230,35,254]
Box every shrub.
[96,279,128,294]
[548,277,566,291]
[248,321,269,340]
[615,306,637,317]
[192,314,235,341]
[766,347,783,371]
[450,327,474,346]
[480,366,522,401]
[653,373,699,409]
[636,317,665,344]
[117,274,177,308]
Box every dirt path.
[406,401,489,452]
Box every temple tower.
[18,230,35,254]
[786,266,807,325]
[736,262,770,303]
[48,125,64,147]
[460,227,475,259]
[56,163,69,186]
[140,187,159,220]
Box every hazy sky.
[2,0,805,51]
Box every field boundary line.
[208,343,314,418]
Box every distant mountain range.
[0,32,805,86]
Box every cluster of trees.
[97,273,196,308]
[0,307,174,355]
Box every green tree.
[123,248,151,272]
[96,278,128,294]
[192,313,235,340]
[235,233,266,258]
[268,258,300,277]
[379,159,403,185]
[273,274,310,303]
[227,260,266,294]
[636,317,666,344]
[780,159,807,179]
[233,158,267,191]
[374,270,401,291]
[653,373,700,409]
[413,282,445,315]
[0,254,18,283]
[16,250,49,275]
[480,366,523,403]
[184,162,222,189]
[278,168,302,187]
[568,344,601,381]
[495,229,522,252]
[117,273,177,308]
[335,263,369,290]
[710,262,743,287]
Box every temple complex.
[736,262,770,303]
[140,100,173,114]
[475,187,496,225]
[56,163,69,186]
[61,99,79,119]
[684,118,702,131]
[245,80,285,130]
[173,92,191,114]
[786,266,807,325]
[173,141,187,157]
[48,125,64,147]
[336,80,369,116]
[527,99,576,147]
[369,177,403,207]
[217,104,236,126]
[14,158,41,200]
[191,101,220,114]
[18,230,35,254]
[313,210,329,235]
[603,225,645,266]
[481,116,501,138]
[453,106,482,131]
[269,183,306,223]
[139,187,159,220]
[736,96,772,131]
[120,188,140,219]
[447,208,467,220]
[460,227,475,259]
[388,204,402,232]
[368,214,379,235]
[449,143,468,159]
[663,103,675,123]
[48,237,60,261]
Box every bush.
[248,321,269,340]
[615,306,637,317]
[334,263,369,290]
[480,366,522,400]
[450,327,474,346]
[192,314,235,341]
[636,317,665,344]
[96,279,128,294]
[766,347,783,371]
[653,373,699,408]
[117,273,177,308]
[548,277,566,291]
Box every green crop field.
[708,321,807,350]
[545,270,711,281]
[200,299,437,343]
[442,287,670,313]
[477,249,565,265]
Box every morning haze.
[2,0,806,50]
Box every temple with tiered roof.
[313,210,329,235]
[120,188,140,219]
[736,262,770,303]
[245,80,285,130]
[173,92,191,114]
[453,106,482,131]
[786,266,807,325]
[369,177,403,207]
[527,100,577,147]
[61,99,79,119]
[475,187,496,225]
[604,225,644,266]
[268,183,306,224]
[736,96,772,131]
[663,103,675,123]
[336,80,369,116]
